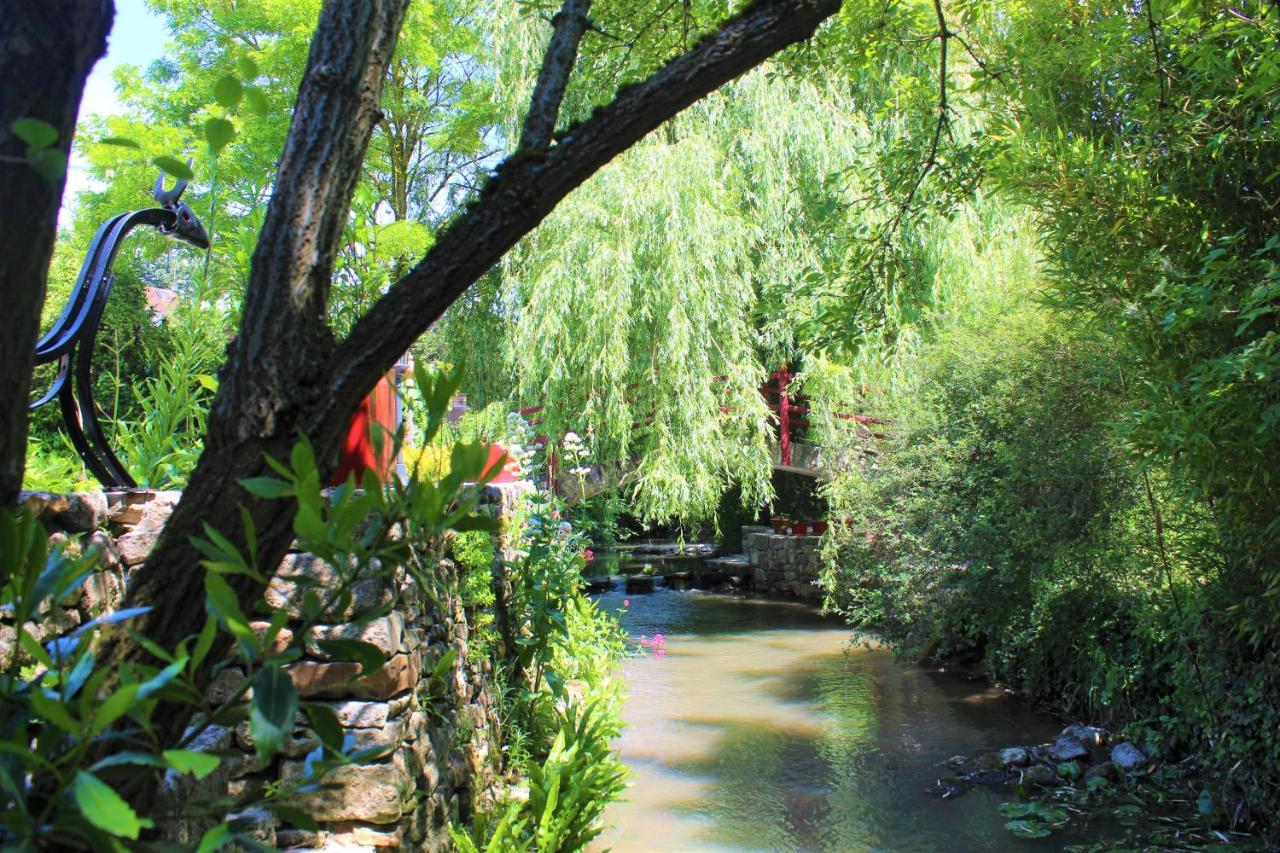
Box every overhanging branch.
[322,0,842,430]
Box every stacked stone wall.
[14,488,514,851]
[742,525,824,603]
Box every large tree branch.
[518,0,594,152]
[324,0,842,432]
[0,0,113,507]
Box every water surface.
[592,588,1093,852]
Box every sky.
[62,0,168,222]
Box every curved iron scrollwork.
[30,170,210,488]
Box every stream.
[588,580,1112,851]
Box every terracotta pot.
[770,517,789,533]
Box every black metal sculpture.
[30,169,209,488]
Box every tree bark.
[0,1,113,508]
[120,0,841,738]
[518,0,594,153]
[117,0,412,736]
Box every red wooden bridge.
[514,369,884,482]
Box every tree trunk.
[118,0,842,745]
[0,1,113,508]
[118,0,412,738]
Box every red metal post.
[778,370,792,466]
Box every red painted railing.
[516,370,883,470]
[761,370,885,466]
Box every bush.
[819,288,1280,826]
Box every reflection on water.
[591,589,1085,852]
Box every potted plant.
[770,515,791,534]
[792,520,809,535]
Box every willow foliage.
[504,132,773,523]
[486,62,892,522]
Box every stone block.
[107,489,179,526]
[306,613,404,659]
[20,491,107,532]
[275,827,320,849]
[285,651,420,700]
[114,492,180,565]
[283,760,411,824]
[228,807,277,847]
[157,724,232,844]
[319,700,392,729]
[346,719,406,755]
[207,667,250,705]
[265,554,396,620]
[79,570,123,617]
[249,621,295,656]
[1111,742,1147,771]
[327,821,403,848]
[84,531,121,572]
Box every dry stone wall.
[742,525,824,604]
[15,487,520,851]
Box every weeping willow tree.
[505,131,774,523]
[436,0,1002,524]
[444,54,891,522]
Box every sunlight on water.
[590,588,1094,852]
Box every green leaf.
[302,702,343,753]
[12,118,58,149]
[315,638,386,679]
[98,136,140,149]
[163,749,221,780]
[28,148,67,182]
[431,648,458,685]
[153,156,194,180]
[204,117,235,154]
[90,752,167,772]
[192,615,219,670]
[91,683,140,734]
[242,86,270,118]
[235,56,259,81]
[30,689,80,734]
[136,657,188,700]
[213,74,243,109]
[249,666,298,762]
[205,572,259,655]
[240,476,294,500]
[195,823,232,853]
[74,771,146,840]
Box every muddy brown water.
[588,585,1113,852]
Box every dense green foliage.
[449,453,629,851]
[22,0,1280,842]
[1,364,501,847]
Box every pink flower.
[623,599,631,607]
[551,510,560,520]
[653,633,665,648]
[584,548,594,561]
[654,649,666,660]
